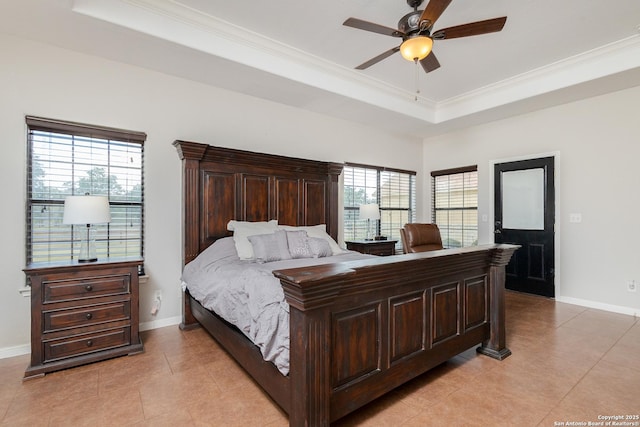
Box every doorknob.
[494,221,502,234]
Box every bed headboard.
[174,140,344,265]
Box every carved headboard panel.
[174,141,343,265]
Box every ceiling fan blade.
[343,18,404,38]
[420,51,441,73]
[418,0,453,31]
[355,46,401,70]
[432,17,507,40]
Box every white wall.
[423,86,640,314]
[0,33,423,356]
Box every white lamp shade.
[63,195,111,225]
[359,203,380,221]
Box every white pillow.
[278,224,344,255]
[227,220,278,259]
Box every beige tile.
[559,359,640,413]
[131,408,194,426]
[98,352,171,395]
[334,391,421,427]
[138,363,219,419]
[1,297,638,426]
[561,308,637,340]
[99,387,146,426]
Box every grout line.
[536,315,638,425]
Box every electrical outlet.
[627,280,637,293]
[151,290,162,315]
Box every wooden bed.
[174,140,518,426]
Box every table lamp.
[359,203,380,241]
[63,195,111,262]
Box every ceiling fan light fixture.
[400,35,433,61]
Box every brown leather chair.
[400,223,444,253]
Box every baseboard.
[139,315,182,332]
[0,344,30,359]
[556,296,640,317]
[0,317,183,360]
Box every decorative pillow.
[286,230,313,259]
[227,220,278,260]
[248,230,291,263]
[308,237,332,258]
[278,224,344,255]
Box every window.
[26,116,146,264]
[431,166,478,248]
[343,164,416,250]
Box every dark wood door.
[494,157,555,297]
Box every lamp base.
[77,224,98,263]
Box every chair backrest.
[400,223,444,253]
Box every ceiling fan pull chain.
[414,58,420,101]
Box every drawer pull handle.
[86,340,93,347]
[85,285,93,292]
[85,313,93,320]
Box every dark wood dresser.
[345,240,398,256]
[23,258,144,379]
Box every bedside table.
[23,258,144,379]
[345,240,398,256]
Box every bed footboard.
[274,244,518,426]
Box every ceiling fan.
[343,0,507,73]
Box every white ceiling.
[2,0,640,138]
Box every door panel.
[494,157,555,297]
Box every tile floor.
[1,291,638,426]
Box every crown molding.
[72,0,438,122]
[72,0,640,128]
[436,35,640,122]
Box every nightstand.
[345,240,398,256]
[23,258,144,379]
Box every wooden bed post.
[279,269,348,427]
[288,308,332,426]
[174,140,208,329]
[477,244,519,360]
[326,163,343,242]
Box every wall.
[423,86,640,314]
[0,33,423,356]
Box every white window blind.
[431,166,478,248]
[26,116,146,264]
[343,164,416,250]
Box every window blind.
[26,116,146,264]
[343,164,416,250]
[431,166,478,248]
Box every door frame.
[488,151,561,297]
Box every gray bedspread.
[181,237,370,375]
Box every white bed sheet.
[181,237,370,375]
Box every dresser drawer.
[44,327,131,362]
[43,301,131,333]
[43,274,130,304]
[366,245,395,256]
[346,240,397,256]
